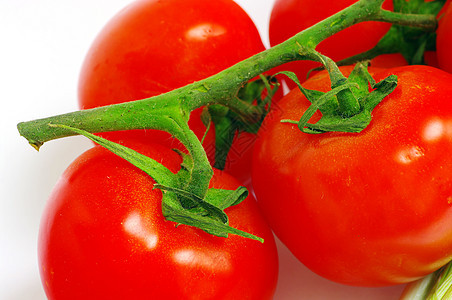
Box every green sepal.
[50,124,262,241]
[361,74,398,111]
[204,186,249,210]
[155,184,228,224]
[160,184,259,240]
[48,124,177,186]
[162,192,263,242]
[298,111,372,134]
[280,64,398,134]
[275,71,337,114]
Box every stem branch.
[374,10,438,31]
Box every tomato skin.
[437,3,452,73]
[39,142,278,299]
[77,0,267,183]
[252,65,452,286]
[269,0,395,83]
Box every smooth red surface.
[252,65,452,286]
[38,142,278,299]
[78,0,267,183]
[269,0,395,83]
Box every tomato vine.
[17,0,443,241]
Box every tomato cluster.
[38,0,452,299]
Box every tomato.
[437,2,452,73]
[38,141,278,299]
[268,0,395,84]
[252,65,452,286]
[77,0,267,183]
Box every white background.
[1,0,406,299]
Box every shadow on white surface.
[273,237,406,300]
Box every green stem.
[17,0,438,201]
[374,10,438,31]
[170,118,213,199]
[320,54,361,117]
[17,0,400,146]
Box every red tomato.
[77,0,267,183]
[437,2,452,73]
[369,53,408,68]
[252,65,452,286]
[269,0,395,84]
[38,142,278,299]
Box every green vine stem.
[17,0,439,147]
[16,0,441,238]
[374,9,438,30]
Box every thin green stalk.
[374,10,438,31]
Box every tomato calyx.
[337,0,447,67]
[281,62,398,134]
[49,124,263,242]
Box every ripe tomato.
[252,65,452,286]
[268,0,394,84]
[77,0,267,183]
[38,142,278,299]
[437,2,452,73]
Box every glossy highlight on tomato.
[38,142,279,300]
[252,65,452,286]
[78,0,267,183]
